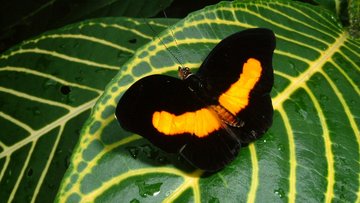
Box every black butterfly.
[116,28,275,171]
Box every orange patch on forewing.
[152,108,221,138]
[219,58,262,115]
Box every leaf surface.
[57,0,360,202]
[0,17,177,203]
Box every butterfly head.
[178,66,192,80]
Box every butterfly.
[116,28,275,171]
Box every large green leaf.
[57,0,360,202]
[0,17,177,202]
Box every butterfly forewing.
[196,28,275,143]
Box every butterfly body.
[116,28,276,171]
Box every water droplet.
[75,129,81,135]
[320,94,329,102]
[340,193,346,200]
[165,190,173,196]
[126,146,140,159]
[117,52,131,62]
[75,77,83,82]
[298,109,308,119]
[95,68,105,73]
[60,86,71,95]
[27,107,41,116]
[27,168,33,177]
[274,188,285,198]
[47,183,55,189]
[135,180,162,197]
[288,61,295,69]
[61,94,75,104]
[129,38,137,44]
[130,198,140,203]
[43,79,58,88]
[64,154,71,168]
[157,155,168,163]
[263,139,267,143]
[277,144,284,151]
[141,144,159,160]
[209,196,220,203]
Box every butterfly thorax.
[178,66,192,80]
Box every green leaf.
[58,0,360,202]
[0,17,177,203]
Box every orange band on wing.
[152,108,221,138]
[218,58,262,115]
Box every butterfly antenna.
[162,10,186,67]
[142,16,185,68]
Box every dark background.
[0,0,225,53]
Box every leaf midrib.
[272,31,348,109]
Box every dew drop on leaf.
[128,38,137,44]
[135,180,162,197]
[64,154,71,168]
[165,190,173,197]
[117,51,131,59]
[157,155,168,163]
[47,183,55,189]
[60,85,71,95]
[288,61,295,69]
[27,106,41,116]
[209,197,220,203]
[75,77,83,82]
[130,198,140,203]
[61,94,75,104]
[340,193,346,200]
[141,144,159,160]
[298,109,308,120]
[43,79,58,88]
[277,144,284,151]
[126,146,140,159]
[27,167,33,177]
[274,188,285,198]
[320,94,329,102]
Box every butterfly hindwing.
[116,75,195,152]
[116,75,241,170]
